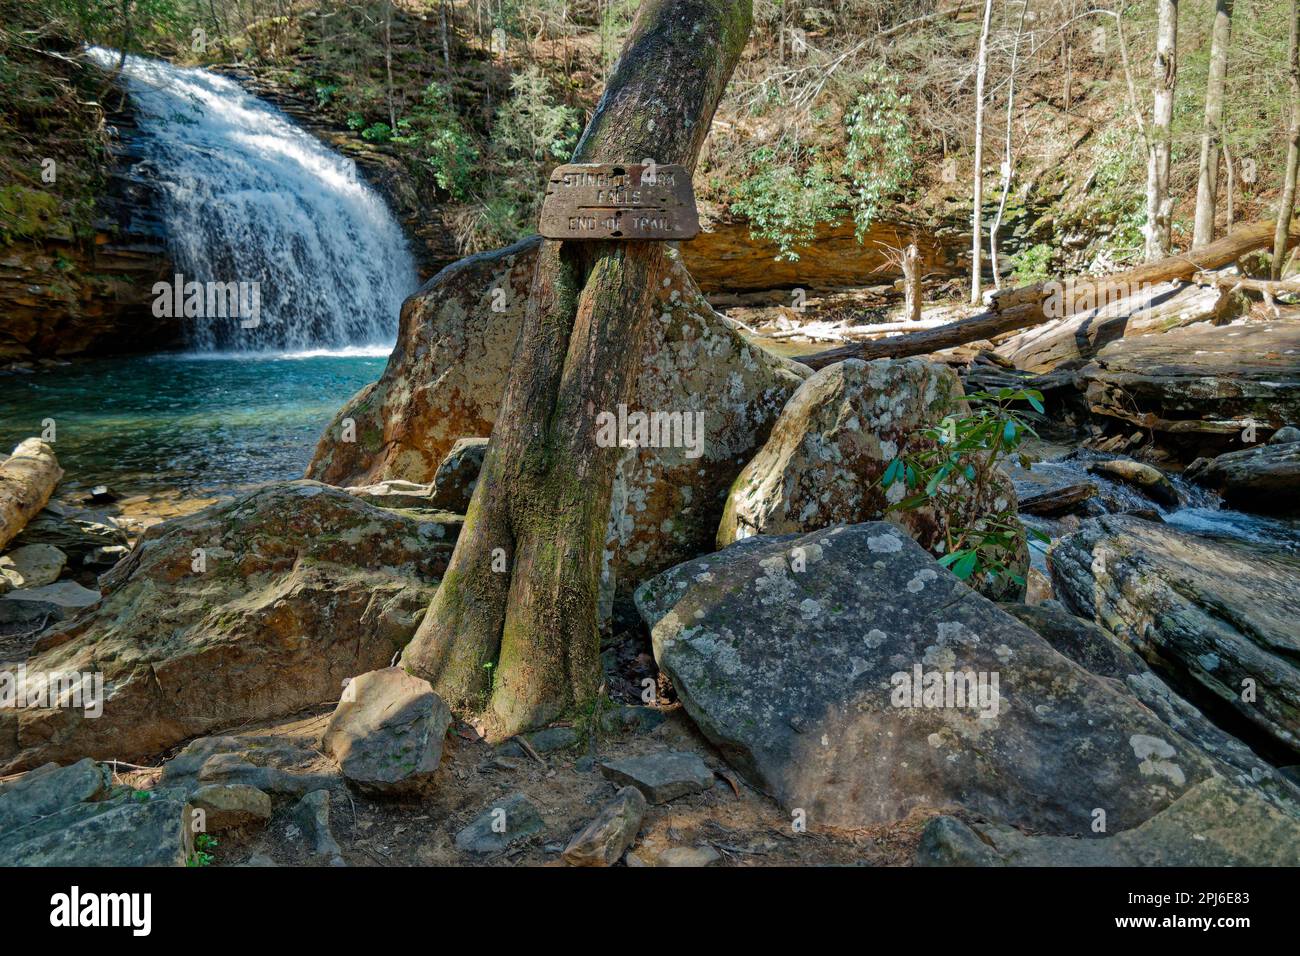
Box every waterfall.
[88,48,417,352]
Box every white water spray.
[89,48,417,352]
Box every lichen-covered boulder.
[1050,515,1300,758]
[306,235,807,600]
[716,358,1026,599]
[0,481,449,772]
[635,522,1224,834]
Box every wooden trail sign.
[539,163,700,241]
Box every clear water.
[85,48,417,351]
[0,352,385,496]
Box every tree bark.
[1145,0,1179,261]
[970,0,994,304]
[902,243,922,322]
[0,439,63,551]
[1192,0,1232,248]
[1273,0,1300,279]
[990,0,1028,290]
[800,218,1299,370]
[401,0,752,737]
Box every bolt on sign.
[539,163,700,241]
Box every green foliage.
[1009,242,1055,284]
[187,832,218,867]
[391,83,479,202]
[881,388,1047,591]
[841,65,914,240]
[0,186,61,244]
[730,146,846,260]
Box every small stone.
[562,787,647,866]
[87,485,119,504]
[1268,425,1300,445]
[656,845,721,867]
[289,789,344,864]
[186,784,272,831]
[599,751,713,804]
[526,725,579,753]
[0,579,99,615]
[84,545,131,567]
[0,544,67,589]
[600,705,667,735]
[321,667,451,796]
[454,792,544,856]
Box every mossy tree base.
[400,0,753,738]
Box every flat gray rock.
[598,751,713,804]
[636,522,1226,833]
[454,792,545,856]
[0,789,188,867]
[0,758,111,833]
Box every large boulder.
[1077,321,1300,450]
[717,358,1026,599]
[0,481,449,772]
[635,523,1225,834]
[1050,515,1300,758]
[306,236,807,600]
[1185,441,1300,515]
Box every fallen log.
[0,439,63,550]
[800,218,1298,371]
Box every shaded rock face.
[307,235,807,599]
[917,778,1300,867]
[717,358,1025,600]
[429,437,488,513]
[0,481,447,772]
[679,218,966,293]
[1050,515,1300,759]
[635,523,1221,834]
[1185,442,1300,515]
[0,758,190,867]
[1078,322,1300,451]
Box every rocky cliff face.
[0,93,177,362]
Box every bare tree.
[990,0,1029,290]
[1144,0,1178,261]
[970,0,995,304]
[1192,0,1232,248]
[1274,0,1300,278]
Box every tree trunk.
[1145,0,1178,261]
[902,243,922,322]
[0,439,63,551]
[990,0,1027,290]
[1274,0,1300,279]
[1192,0,1232,247]
[970,0,994,305]
[401,0,752,737]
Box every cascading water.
[87,48,417,352]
